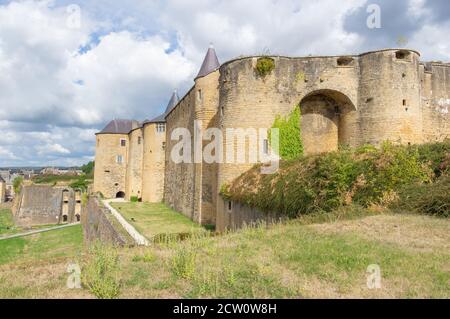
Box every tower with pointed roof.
[141,91,180,202]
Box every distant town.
[0,166,85,202]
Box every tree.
[81,161,95,175]
[13,176,24,194]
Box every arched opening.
[62,215,68,223]
[299,90,356,155]
[116,191,125,199]
[75,214,81,222]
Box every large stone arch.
[299,89,357,155]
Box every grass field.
[0,207,448,299]
[111,202,206,240]
[0,208,18,236]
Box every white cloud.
[0,0,449,167]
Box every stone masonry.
[94,47,450,232]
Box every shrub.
[82,242,121,299]
[391,176,450,218]
[269,105,303,160]
[221,142,433,217]
[255,57,275,77]
[69,176,90,192]
[412,139,450,178]
[130,196,139,203]
[13,176,24,194]
[170,247,196,279]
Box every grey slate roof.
[196,45,220,79]
[144,91,180,124]
[97,119,141,135]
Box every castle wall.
[215,55,360,231]
[193,70,220,225]
[421,63,450,141]
[357,50,423,146]
[141,122,166,202]
[125,128,143,200]
[164,87,197,220]
[93,134,129,198]
[13,185,79,227]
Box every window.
[120,138,126,147]
[227,201,233,213]
[138,137,142,145]
[395,50,411,61]
[403,99,407,106]
[63,215,68,223]
[337,57,354,67]
[116,155,123,164]
[263,139,269,155]
[162,142,166,150]
[156,123,165,133]
[197,89,203,102]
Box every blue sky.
[0,0,449,167]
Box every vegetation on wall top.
[255,57,275,77]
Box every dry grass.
[0,211,449,299]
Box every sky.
[0,0,449,167]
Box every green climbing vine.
[269,105,303,161]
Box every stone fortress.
[94,46,450,231]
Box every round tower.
[358,49,423,145]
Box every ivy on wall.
[269,105,303,161]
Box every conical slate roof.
[97,119,140,135]
[196,44,220,79]
[144,90,180,124]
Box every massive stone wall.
[421,63,450,142]
[125,128,143,200]
[14,185,81,227]
[93,134,129,198]
[164,87,196,221]
[82,196,133,246]
[141,122,166,203]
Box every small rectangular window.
[162,142,166,150]
[403,99,407,106]
[263,139,269,155]
[120,139,126,147]
[156,123,166,133]
[116,155,123,164]
[197,89,202,102]
[138,137,141,145]
[227,201,233,213]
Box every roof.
[97,119,141,135]
[144,91,180,124]
[196,44,220,79]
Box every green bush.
[391,176,450,218]
[221,142,433,217]
[255,57,275,77]
[13,176,24,195]
[269,105,303,161]
[412,139,450,178]
[82,242,121,299]
[69,176,90,192]
[130,196,139,203]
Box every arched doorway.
[299,89,356,155]
[116,191,126,199]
